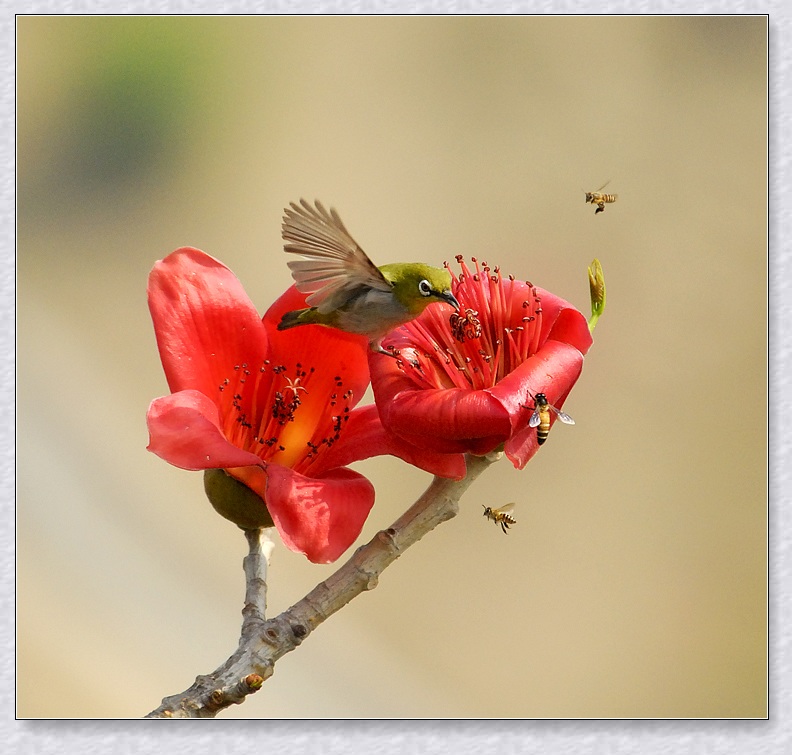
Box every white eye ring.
[418,279,432,297]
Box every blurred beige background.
[17,16,766,718]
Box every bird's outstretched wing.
[282,199,392,313]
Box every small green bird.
[278,199,460,354]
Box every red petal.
[230,464,375,564]
[148,247,269,395]
[147,390,264,470]
[374,373,513,445]
[534,287,593,356]
[371,337,587,459]
[311,404,467,480]
[489,340,584,427]
[262,285,371,405]
[497,342,585,469]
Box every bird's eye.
[418,279,432,297]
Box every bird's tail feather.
[277,308,312,330]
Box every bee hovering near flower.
[527,392,575,445]
[584,181,618,214]
[482,502,517,533]
[278,199,460,356]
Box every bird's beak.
[440,290,460,311]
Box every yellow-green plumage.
[278,306,342,330]
[277,200,459,351]
[278,308,321,329]
[378,263,454,314]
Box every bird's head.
[380,263,460,315]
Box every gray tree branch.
[145,452,497,718]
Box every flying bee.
[527,392,575,445]
[482,502,517,534]
[584,181,618,214]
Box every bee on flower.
[369,255,592,469]
[525,391,575,445]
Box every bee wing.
[549,405,576,425]
[528,409,541,428]
[495,502,516,515]
[282,199,392,314]
[594,180,611,192]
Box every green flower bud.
[587,258,606,332]
[203,469,274,530]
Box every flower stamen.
[384,256,549,393]
[449,308,482,343]
[212,359,350,473]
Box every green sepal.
[203,468,274,530]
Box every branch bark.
[145,452,497,718]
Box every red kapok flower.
[369,256,593,469]
[146,247,465,563]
